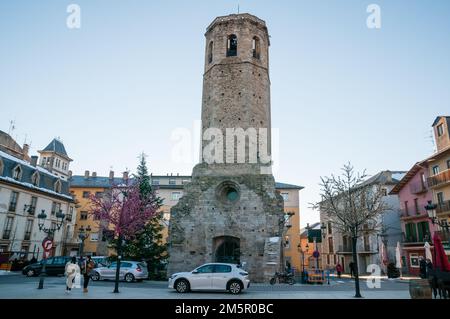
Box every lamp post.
[37,209,65,289]
[78,225,91,257]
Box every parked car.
[90,261,148,282]
[90,256,110,268]
[168,263,250,294]
[22,256,72,277]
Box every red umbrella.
[433,233,450,272]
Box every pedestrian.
[349,262,355,278]
[81,255,95,293]
[425,258,433,278]
[419,257,427,279]
[65,256,80,294]
[335,263,342,278]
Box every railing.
[409,181,428,194]
[337,245,353,252]
[400,208,427,217]
[436,231,450,242]
[436,200,450,214]
[402,232,431,244]
[427,169,450,188]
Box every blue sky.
[1,1,449,227]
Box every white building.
[319,171,405,274]
[0,130,77,260]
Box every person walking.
[81,255,95,293]
[349,262,355,278]
[335,263,343,278]
[65,257,80,294]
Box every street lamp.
[425,200,450,231]
[36,209,65,289]
[78,225,92,257]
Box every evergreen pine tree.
[119,153,168,279]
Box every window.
[437,192,444,204]
[51,202,61,215]
[327,222,332,234]
[169,179,176,185]
[80,211,88,220]
[31,171,40,186]
[28,197,37,215]
[12,165,22,180]
[214,265,232,273]
[421,173,426,186]
[252,36,261,59]
[90,233,99,242]
[226,34,238,57]
[447,159,450,170]
[414,198,419,214]
[381,188,388,196]
[281,193,289,201]
[328,237,334,253]
[171,192,181,201]
[95,192,104,199]
[41,157,46,166]
[208,41,213,63]
[196,265,214,273]
[82,191,90,198]
[152,180,160,185]
[410,253,420,268]
[54,179,62,193]
[405,223,417,242]
[0,158,4,175]
[24,219,33,240]
[432,165,440,175]
[327,254,330,265]
[3,217,14,239]
[9,191,19,212]
[437,124,444,136]
[284,235,290,249]
[404,201,409,216]
[417,221,430,242]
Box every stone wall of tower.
[201,14,272,163]
[167,13,284,283]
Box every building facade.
[389,163,435,275]
[320,171,405,274]
[424,116,450,256]
[0,131,76,260]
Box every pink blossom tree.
[89,182,159,293]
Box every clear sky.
[1,1,449,227]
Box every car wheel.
[91,272,100,281]
[125,273,135,283]
[26,269,35,277]
[175,279,190,293]
[288,277,295,285]
[269,278,276,285]
[228,280,242,295]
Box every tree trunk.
[113,236,122,293]
[352,236,362,298]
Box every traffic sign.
[42,238,53,252]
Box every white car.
[168,263,250,294]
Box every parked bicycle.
[269,271,295,285]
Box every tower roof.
[40,138,72,160]
[206,13,268,35]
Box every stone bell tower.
[168,13,284,282]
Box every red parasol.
[432,233,450,272]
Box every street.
[0,272,411,299]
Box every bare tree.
[312,163,388,298]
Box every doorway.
[213,236,240,264]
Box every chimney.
[68,170,72,179]
[84,170,90,179]
[109,170,114,180]
[123,171,129,180]
[30,156,38,167]
[23,144,29,156]
[92,172,97,178]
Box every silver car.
[90,261,148,282]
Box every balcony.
[427,169,450,188]
[402,232,431,245]
[409,181,428,194]
[436,231,450,243]
[436,200,450,215]
[337,245,353,253]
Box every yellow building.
[425,116,450,248]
